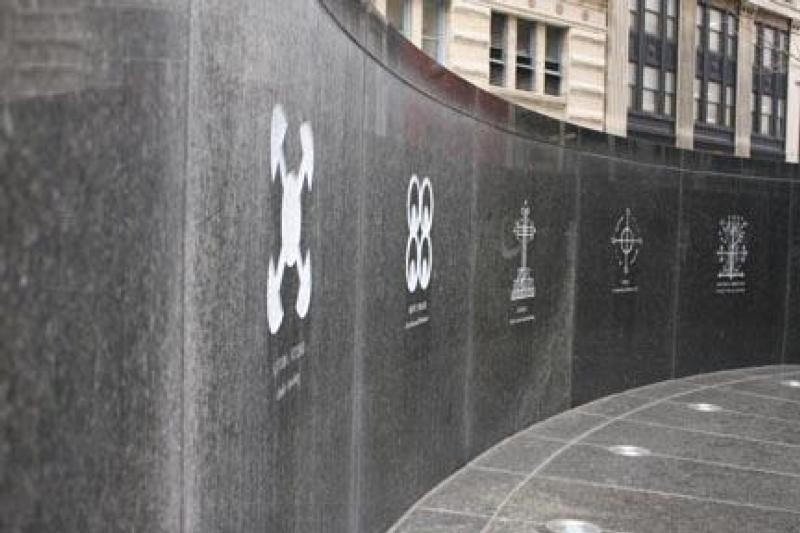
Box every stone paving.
[390,365,800,533]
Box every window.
[695,4,737,129]
[664,71,675,116]
[694,78,701,120]
[490,12,507,86]
[628,62,637,109]
[386,0,411,37]
[726,14,736,57]
[544,26,564,96]
[725,86,734,127]
[708,9,721,53]
[753,22,789,140]
[760,95,773,134]
[706,81,720,124]
[645,0,660,35]
[666,0,677,39]
[628,0,678,120]
[488,14,564,96]
[763,27,774,69]
[422,0,447,62]
[643,66,659,112]
[516,20,536,91]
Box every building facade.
[373,0,608,131]
[372,0,800,162]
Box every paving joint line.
[613,416,800,450]
[387,369,798,532]
[477,372,792,533]
[469,464,534,476]
[569,440,800,480]
[532,474,800,516]
[659,398,800,427]
[713,385,800,406]
[416,506,494,519]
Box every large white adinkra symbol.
[405,175,434,293]
[267,104,314,335]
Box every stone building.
[371,0,800,162]
[372,0,608,132]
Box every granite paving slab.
[389,366,800,533]
[419,468,525,517]
[539,443,800,512]
[495,476,800,533]
[581,419,800,476]
[519,412,609,442]
[721,377,800,403]
[626,401,800,446]
[669,387,800,422]
[576,392,652,418]
[395,509,489,532]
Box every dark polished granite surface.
[5,0,800,531]
[390,365,800,533]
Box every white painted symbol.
[511,200,536,301]
[406,175,434,293]
[717,215,748,281]
[267,104,314,335]
[611,208,643,277]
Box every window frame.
[544,25,565,96]
[691,1,738,153]
[628,0,679,140]
[489,11,507,87]
[422,0,448,63]
[516,19,536,91]
[694,3,738,129]
[752,21,789,141]
[386,0,412,38]
[487,14,564,96]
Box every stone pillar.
[735,6,755,157]
[411,0,423,48]
[374,0,387,17]
[506,14,517,90]
[786,21,800,163]
[675,0,697,149]
[605,0,630,136]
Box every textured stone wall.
[0,1,187,531]
[2,0,800,532]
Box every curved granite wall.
[2,0,800,531]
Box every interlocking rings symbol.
[405,175,434,293]
[267,104,314,335]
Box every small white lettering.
[404,315,430,330]
[272,355,289,378]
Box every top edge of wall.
[317,0,800,181]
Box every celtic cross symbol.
[511,200,536,301]
[611,208,643,276]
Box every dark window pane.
[387,0,409,35]
[422,0,445,61]
[545,74,561,95]
[516,20,536,91]
[490,12,506,86]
